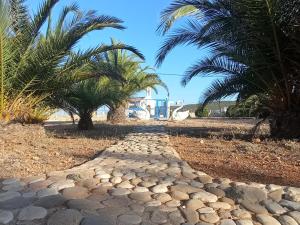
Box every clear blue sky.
[27,0,218,104]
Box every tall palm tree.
[157,0,300,138]
[0,0,143,123]
[95,47,168,123]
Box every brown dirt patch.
[0,122,133,178]
[167,119,300,187]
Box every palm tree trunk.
[107,103,127,124]
[78,112,94,130]
[269,112,300,138]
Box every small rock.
[186,199,205,210]
[220,219,236,225]
[288,211,300,223]
[47,209,83,225]
[0,210,13,224]
[151,210,168,224]
[0,191,21,202]
[129,192,152,202]
[236,219,254,225]
[263,199,286,214]
[208,202,231,210]
[278,215,298,225]
[67,199,103,210]
[152,184,168,193]
[118,214,142,224]
[182,208,199,223]
[170,191,189,200]
[198,207,215,214]
[18,206,47,220]
[37,188,58,198]
[34,194,66,208]
[256,214,281,225]
[200,213,220,223]
[111,188,131,196]
[191,191,218,203]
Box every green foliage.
[157,0,300,137]
[195,106,209,117]
[0,0,143,123]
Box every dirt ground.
[0,122,133,179]
[167,119,300,187]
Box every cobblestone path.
[0,126,299,225]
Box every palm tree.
[157,0,300,138]
[0,0,143,123]
[94,47,168,123]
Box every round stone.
[62,186,89,199]
[151,210,168,224]
[34,194,66,208]
[0,191,21,202]
[170,191,189,200]
[67,199,103,210]
[278,215,298,225]
[200,213,220,223]
[49,180,75,191]
[47,209,83,225]
[129,192,152,202]
[236,219,254,225]
[18,206,47,220]
[37,188,58,198]
[198,207,216,214]
[118,214,142,224]
[111,188,131,196]
[220,219,236,225]
[186,199,205,210]
[191,191,218,203]
[0,210,13,224]
[153,193,172,203]
[133,187,149,193]
[256,214,281,225]
[208,202,232,210]
[152,184,168,193]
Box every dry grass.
[0,122,134,178]
[167,119,300,187]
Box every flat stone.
[49,180,75,191]
[165,199,181,207]
[67,199,103,210]
[256,214,281,225]
[268,189,283,202]
[170,190,189,200]
[289,211,300,223]
[62,186,89,199]
[110,177,122,184]
[80,215,115,225]
[0,210,13,224]
[241,200,268,214]
[169,210,185,224]
[47,209,83,225]
[220,219,236,225]
[170,184,201,194]
[34,194,66,208]
[18,206,47,220]
[182,208,199,224]
[151,210,168,224]
[0,191,21,202]
[152,184,168,193]
[236,220,253,225]
[2,178,19,185]
[186,199,205,210]
[78,179,100,189]
[153,193,172,203]
[117,181,134,189]
[37,188,58,197]
[29,180,53,191]
[111,188,131,196]
[280,200,300,211]
[278,215,298,225]
[198,207,215,214]
[208,202,231,210]
[231,209,252,219]
[263,199,286,214]
[197,176,213,184]
[0,196,33,209]
[133,187,149,193]
[118,214,142,225]
[191,191,218,202]
[129,192,152,202]
[227,186,267,203]
[200,213,220,223]
[2,183,25,192]
[145,200,161,207]
[206,187,225,198]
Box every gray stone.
[0,210,13,224]
[170,184,201,194]
[182,208,199,224]
[288,211,300,223]
[18,206,47,220]
[47,209,83,225]
[263,199,286,214]
[80,215,114,225]
[206,187,225,198]
[2,178,19,185]
[278,215,298,225]
[231,209,252,219]
[118,214,142,224]
[0,196,33,209]
[198,207,215,214]
[256,214,281,225]
[37,188,58,198]
[34,194,66,208]
[240,200,268,214]
[280,200,300,211]
[151,210,168,224]
[67,199,103,210]
[227,186,267,203]
[0,191,21,202]
[62,186,89,199]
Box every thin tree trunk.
[78,113,94,130]
[269,112,300,138]
[107,103,127,124]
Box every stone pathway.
[0,126,300,225]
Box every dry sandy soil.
[167,119,300,187]
[0,122,133,179]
